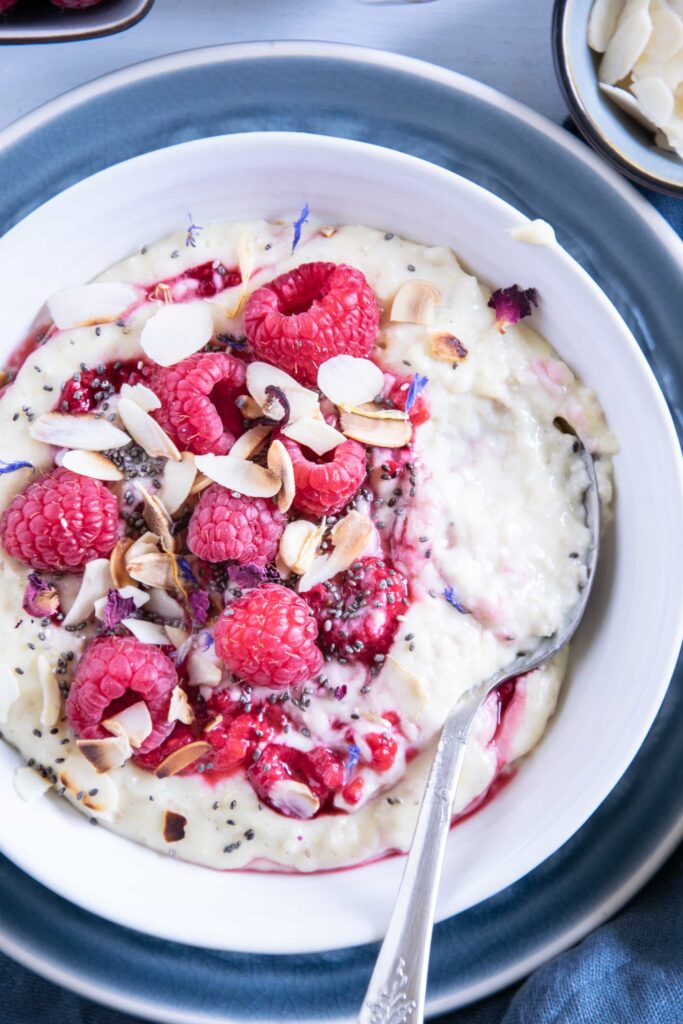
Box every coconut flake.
[155,741,212,779]
[194,453,281,497]
[62,558,113,627]
[102,701,153,749]
[126,551,177,590]
[430,333,468,363]
[246,361,317,412]
[599,6,652,85]
[389,279,441,325]
[74,737,131,777]
[339,405,411,448]
[165,625,190,650]
[140,301,214,367]
[120,382,161,412]
[0,664,20,723]
[267,438,296,512]
[61,449,124,481]
[269,778,320,818]
[38,656,61,728]
[282,417,346,456]
[14,766,53,802]
[168,685,195,725]
[117,398,181,461]
[317,355,385,408]
[146,588,185,621]
[47,282,139,330]
[508,219,556,246]
[138,485,175,553]
[298,511,375,592]
[279,519,325,575]
[187,649,222,688]
[30,412,130,452]
[229,425,272,461]
[122,618,172,645]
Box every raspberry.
[244,262,380,386]
[151,351,246,455]
[364,732,398,772]
[66,636,178,755]
[386,375,430,427]
[187,486,285,565]
[279,435,366,517]
[306,557,409,661]
[248,742,345,818]
[0,467,119,572]
[215,583,323,690]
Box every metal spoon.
[359,421,600,1024]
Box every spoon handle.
[358,694,480,1024]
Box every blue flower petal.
[0,459,33,476]
[291,202,310,254]
[404,373,428,414]
[444,586,468,615]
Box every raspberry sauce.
[146,260,241,302]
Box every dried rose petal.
[188,589,210,627]
[487,285,538,332]
[23,574,60,619]
[103,589,137,629]
[227,563,268,589]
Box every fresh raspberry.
[151,351,246,455]
[279,435,366,517]
[58,360,144,415]
[386,375,430,426]
[248,742,345,818]
[244,262,380,386]
[215,583,323,690]
[365,732,398,772]
[187,486,285,565]
[66,636,178,755]
[306,557,409,661]
[0,467,119,572]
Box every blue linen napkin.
[0,187,681,1024]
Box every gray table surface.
[0,0,567,134]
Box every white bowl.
[0,132,681,955]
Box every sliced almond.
[155,741,213,779]
[138,485,175,553]
[203,713,223,733]
[140,301,214,367]
[75,736,132,775]
[631,76,674,126]
[122,618,172,645]
[189,472,213,496]
[110,537,134,588]
[38,656,61,728]
[389,279,440,325]
[47,282,139,330]
[282,416,345,456]
[124,531,160,563]
[168,685,195,725]
[263,385,320,425]
[157,451,196,516]
[431,332,469,362]
[645,7,683,63]
[117,398,181,461]
[14,766,53,802]
[30,412,130,452]
[126,551,177,590]
[60,449,124,481]
[62,558,113,627]
[102,701,153,749]
[339,406,411,448]
[120,382,161,412]
[599,7,652,85]
[246,362,319,420]
[588,0,625,52]
[146,588,185,621]
[235,394,264,420]
[0,664,20,724]
[279,518,325,575]
[317,355,384,408]
[229,425,272,461]
[187,649,223,687]
[298,511,375,592]
[599,82,658,130]
[268,778,320,818]
[267,438,296,512]
[320,226,337,238]
[194,453,281,497]
[165,625,190,649]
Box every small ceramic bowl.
[552,0,683,196]
[0,0,153,44]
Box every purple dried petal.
[404,373,428,414]
[227,562,267,588]
[334,685,348,701]
[291,202,310,254]
[185,213,203,248]
[103,589,136,629]
[189,589,210,627]
[23,574,60,618]
[487,285,538,332]
[444,586,469,615]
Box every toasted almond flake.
[187,649,223,687]
[298,511,375,592]
[126,551,177,590]
[599,7,652,85]
[38,656,61,728]
[14,766,53,802]
[235,394,264,420]
[508,219,556,246]
[47,282,139,330]
[0,664,20,723]
[320,226,337,238]
[60,449,124,481]
[30,412,130,452]
[165,625,190,649]
[146,588,185,620]
[229,425,272,460]
[203,714,223,733]
[262,385,320,424]
[269,778,320,818]
[389,279,440,325]
[120,382,161,412]
[110,537,134,588]
[588,0,625,52]
[102,701,153,749]
[155,741,213,779]
[156,452,196,516]
[282,416,346,456]
[189,471,213,495]
[194,453,281,497]
[75,736,131,776]
[267,438,296,512]
[140,301,214,367]
[340,402,407,421]
[62,558,113,627]
[125,531,160,563]
[122,618,171,645]
[339,406,412,448]
[631,76,674,126]
[163,809,188,842]
[168,685,195,725]
[138,485,175,553]
[599,82,659,129]
[117,398,181,461]
[430,332,469,362]
[317,355,385,408]
[246,363,319,419]
[279,519,325,575]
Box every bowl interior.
[555,0,683,194]
[0,132,681,954]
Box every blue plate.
[0,42,681,1023]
